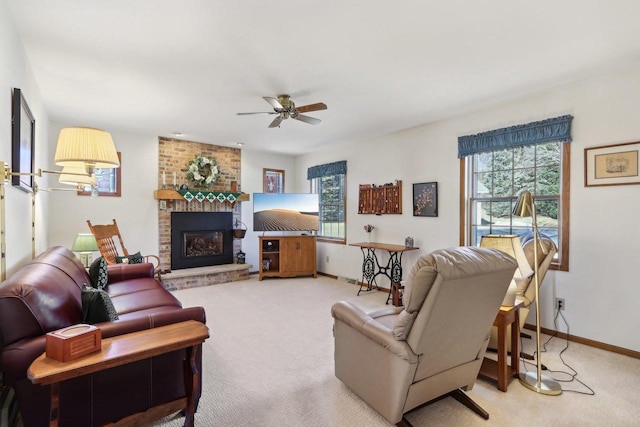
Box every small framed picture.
[413,182,438,217]
[263,168,284,193]
[585,141,640,187]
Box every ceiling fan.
[237,94,327,128]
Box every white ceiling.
[7,0,640,155]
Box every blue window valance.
[457,115,573,158]
[307,160,347,179]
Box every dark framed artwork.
[584,141,640,187]
[263,168,284,193]
[413,182,438,217]
[11,88,35,192]
[78,152,122,197]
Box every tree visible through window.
[465,141,569,270]
[312,173,346,242]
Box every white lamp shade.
[54,127,120,170]
[480,234,534,305]
[59,166,96,186]
[480,234,533,279]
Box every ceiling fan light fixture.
[238,94,327,128]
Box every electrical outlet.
[326,256,330,263]
[556,298,565,311]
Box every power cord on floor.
[520,307,595,395]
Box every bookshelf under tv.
[258,236,317,280]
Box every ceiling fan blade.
[295,103,327,113]
[263,96,284,110]
[293,114,321,125]
[236,112,278,115]
[269,116,284,128]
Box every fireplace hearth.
[171,212,233,270]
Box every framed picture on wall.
[263,168,284,193]
[413,182,438,217]
[11,88,35,193]
[584,141,640,187]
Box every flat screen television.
[253,193,319,232]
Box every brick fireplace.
[157,138,248,289]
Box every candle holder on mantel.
[160,171,179,189]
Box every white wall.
[48,124,159,258]
[240,150,296,269]
[7,0,637,351]
[0,1,50,276]
[296,63,640,353]
[47,137,297,273]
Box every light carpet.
[153,275,640,427]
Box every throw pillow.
[88,257,108,289]
[116,251,143,264]
[81,285,119,324]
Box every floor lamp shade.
[479,234,533,305]
[54,127,120,171]
[513,190,562,396]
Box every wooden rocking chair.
[87,219,162,281]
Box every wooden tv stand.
[259,235,317,280]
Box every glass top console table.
[349,242,419,306]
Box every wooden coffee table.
[478,300,522,392]
[28,320,209,427]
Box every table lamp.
[513,190,562,396]
[72,233,99,268]
[480,234,533,306]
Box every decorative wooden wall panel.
[358,180,402,214]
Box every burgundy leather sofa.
[0,246,207,427]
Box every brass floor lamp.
[513,191,562,395]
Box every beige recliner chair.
[331,246,517,425]
[488,235,557,351]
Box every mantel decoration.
[184,155,220,189]
[178,190,239,204]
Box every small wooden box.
[46,324,102,362]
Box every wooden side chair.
[87,219,162,281]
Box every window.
[78,152,121,197]
[459,116,572,271]
[308,161,347,243]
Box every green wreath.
[185,155,220,189]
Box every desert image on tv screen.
[253,193,319,231]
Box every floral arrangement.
[363,224,375,233]
[185,154,220,189]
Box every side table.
[28,320,209,427]
[478,300,522,392]
[349,242,419,306]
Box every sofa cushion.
[106,277,164,298]
[82,285,119,323]
[89,257,109,289]
[116,251,143,264]
[110,288,182,315]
